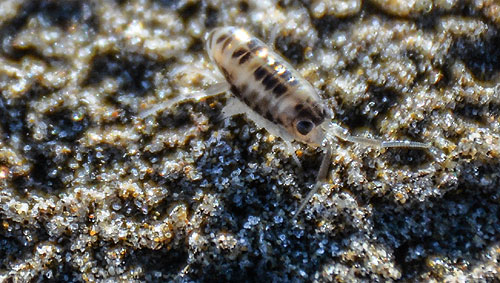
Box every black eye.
[296,120,314,135]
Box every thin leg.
[268,25,280,49]
[329,123,430,149]
[284,141,302,169]
[293,143,332,219]
[139,82,230,118]
[220,97,247,120]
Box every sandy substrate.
[0,0,499,281]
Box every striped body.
[206,27,330,146]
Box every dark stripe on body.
[254,66,268,80]
[222,36,232,51]
[254,94,271,117]
[262,74,279,90]
[265,111,275,122]
[245,91,260,109]
[208,32,215,47]
[253,60,297,94]
[240,84,248,95]
[272,83,288,96]
[230,84,240,97]
[220,67,231,81]
[230,84,253,105]
[242,95,252,106]
[232,48,247,58]
[297,105,326,125]
[216,34,228,44]
[239,52,252,64]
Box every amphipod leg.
[140,81,230,118]
[293,143,332,219]
[284,141,302,169]
[268,25,280,49]
[140,64,228,118]
[219,97,248,120]
[329,123,431,149]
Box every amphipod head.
[285,89,332,147]
[292,117,328,147]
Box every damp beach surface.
[0,0,499,281]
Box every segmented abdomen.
[206,27,328,136]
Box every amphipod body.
[204,27,430,217]
[143,26,431,217]
[206,26,329,147]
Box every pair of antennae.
[292,122,431,219]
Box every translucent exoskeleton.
[140,27,431,218]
